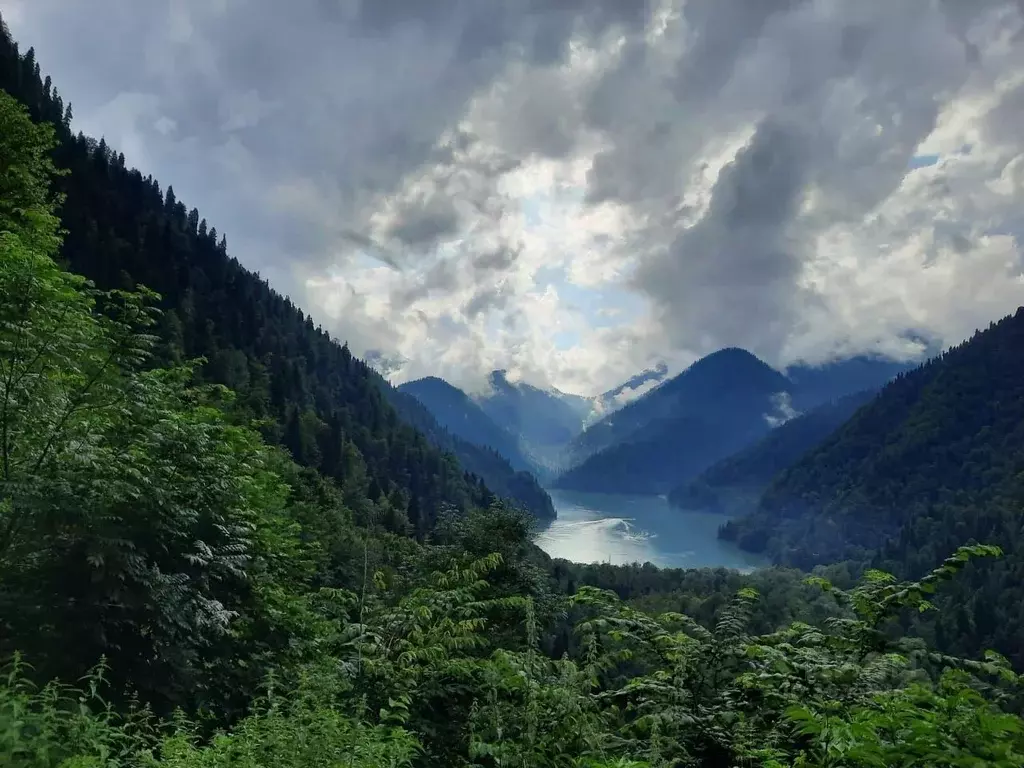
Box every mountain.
[0,34,554,525]
[784,355,914,409]
[474,370,591,475]
[3,22,1022,764]
[557,349,912,496]
[556,348,794,494]
[381,381,555,519]
[398,377,531,470]
[394,377,556,518]
[723,311,1024,564]
[721,308,1024,663]
[668,388,878,514]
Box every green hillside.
[0,27,562,524]
[723,309,1024,664]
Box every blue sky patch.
[908,153,940,170]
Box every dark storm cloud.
[463,282,514,319]
[631,117,810,354]
[383,193,462,248]
[668,0,807,104]
[8,0,645,274]
[350,0,650,63]
[389,257,460,308]
[473,245,519,273]
[575,0,1013,364]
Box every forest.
[2,19,1024,767]
[556,349,794,494]
[720,306,1024,669]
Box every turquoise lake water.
[535,489,766,572]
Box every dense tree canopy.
[722,309,1024,666]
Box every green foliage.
[0,657,151,768]
[0,85,307,711]
[3,501,1024,767]
[153,680,420,768]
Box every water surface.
[535,489,766,572]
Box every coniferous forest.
[2,18,1024,767]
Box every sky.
[5,0,1024,397]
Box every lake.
[534,489,767,572]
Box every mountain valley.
[4,7,1024,766]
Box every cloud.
[6,0,1024,397]
[632,116,812,359]
[764,391,800,428]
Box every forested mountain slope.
[668,388,878,514]
[0,29,556,524]
[723,309,1024,663]
[2,20,1024,766]
[474,369,591,473]
[399,376,532,470]
[389,377,554,517]
[556,348,794,493]
[558,349,911,496]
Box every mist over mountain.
[470,370,592,477]
[589,362,670,422]
[784,355,916,410]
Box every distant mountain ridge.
[384,377,554,519]
[472,370,591,478]
[400,366,681,484]
[555,349,795,494]
[784,356,913,410]
[668,388,879,515]
[397,376,532,472]
[555,349,910,496]
[397,351,910,503]
[478,370,590,441]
